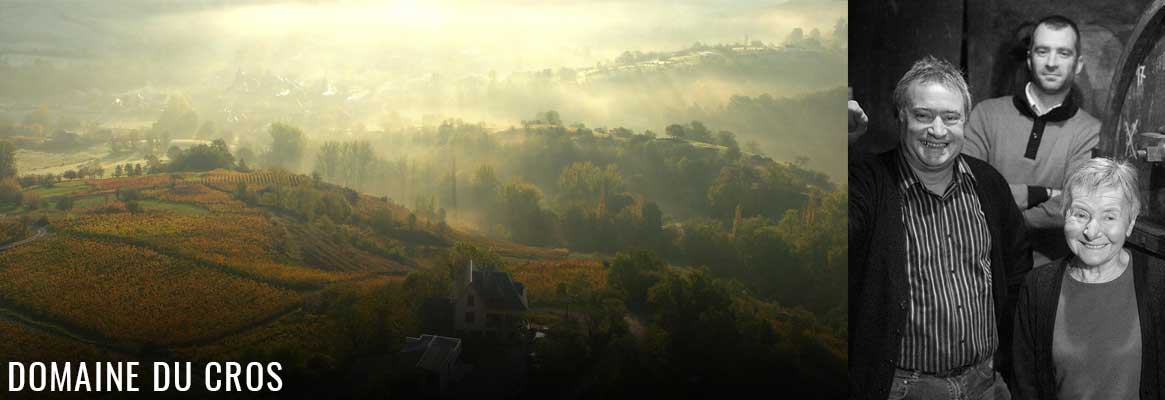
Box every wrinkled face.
[1028,24,1082,95]
[1064,186,1136,269]
[900,82,966,174]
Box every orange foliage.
[509,259,607,304]
[0,236,303,345]
[63,213,359,287]
[146,183,246,212]
[176,278,412,362]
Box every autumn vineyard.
[0,161,846,398]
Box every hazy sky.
[0,0,846,75]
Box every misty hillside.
[682,87,847,178]
[0,2,848,395]
[0,1,846,180]
[0,167,844,397]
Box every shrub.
[0,177,22,205]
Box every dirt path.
[0,304,132,354]
[0,226,48,251]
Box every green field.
[23,180,91,198]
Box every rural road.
[0,226,48,251]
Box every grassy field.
[22,180,91,198]
[17,143,153,177]
[72,193,112,209]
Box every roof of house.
[403,334,462,373]
[470,270,528,312]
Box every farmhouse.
[451,260,529,341]
[401,334,464,396]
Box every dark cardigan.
[849,149,1032,400]
[1012,253,1165,400]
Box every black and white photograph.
[850,0,1165,399]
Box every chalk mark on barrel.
[1125,118,1140,159]
[1139,65,1148,89]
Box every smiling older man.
[850,56,1032,400]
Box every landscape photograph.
[0,0,847,398]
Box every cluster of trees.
[664,121,737,149]
[257,242,842,397]
[783,18,848,50]
[109,130,169,155]
[225,116,841,315]
[63,164,106,180]
[267,123,306,170]
[0,141,19,204]
[676,190,847,319]
[232,181,353,225]
[522,110,563,126]
[705,163,808,220]
[152,95,200,139]
[500,120,830,221]
[682,87,848,178]
[16,174,58,188]
[166,139,236,172]
[314,140,376,189]
[450,163,843,318]
[530,249,844,397]
[116,188,145,213]
[281,116,841,314]
[114,163,144,177]
[229,179,442,267]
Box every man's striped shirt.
[895,153,996,373]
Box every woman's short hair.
[1062,157,1141,221]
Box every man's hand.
[1009,183,1029,209]
[849,100,869,145]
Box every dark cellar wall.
[850,0,1153,155]
[849,0,963,153]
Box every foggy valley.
[0,1,847,398]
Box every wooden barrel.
[1101,0,1165,255]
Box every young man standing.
[962,15,1100,267]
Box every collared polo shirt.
[1025,82,1064,116]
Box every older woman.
[1012,157,1164,399]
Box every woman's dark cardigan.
[1012,252,1165,399]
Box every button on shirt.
[895,153,996,373]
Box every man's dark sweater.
[849,149,1032,399]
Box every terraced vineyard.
[0,236,304,345]
[0,169,598,375]
[198,169,308,188]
